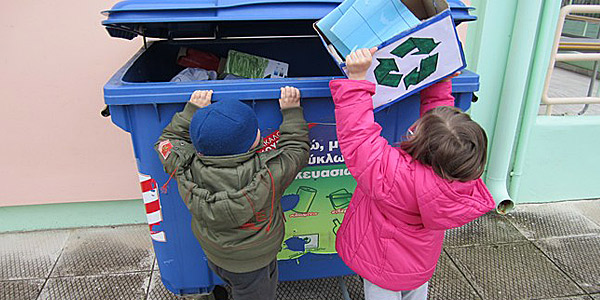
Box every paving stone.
[428,252,481,300]
[147,271,179,300]
[38,272,151,300]
[567,199,600,226]
[507,203,600,240]
[338,275,365,300]
[160,276,364,300]
[535,235,600,293]
[276,275,365,300]
[147,265,365,300]
[0,279,45,300]
[447,242,585,300]
[0,229,70,280]
[148,270,229,300]
[52,225,154,277]
[444,211,527,247]
[537,296,593,300]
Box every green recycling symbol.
[374,37,440,89]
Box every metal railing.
[562,0,600,17]
[543,4,600,115]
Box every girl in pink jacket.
[330,48,496,300]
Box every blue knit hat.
[189,100,259,156]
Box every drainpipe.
[465,0,518,153]
[509,1,562,201]
[484,0,543,214]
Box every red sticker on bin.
[158,140,173,159]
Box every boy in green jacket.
[155,87,309,300]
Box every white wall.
[0,0,142,206]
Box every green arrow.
[403,53,439,89]
[391,37,440,58]
[418,53,438,81]
[374,58,403,88]
[403,67,420,88]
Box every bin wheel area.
[180,286,228,300]
[212,285,229,300]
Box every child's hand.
[346,48,378,81]
[189,90,213,108]
[441,71,461,82]
[279,86,301,109]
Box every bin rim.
[103,70,479,105]
[103,41,479,106]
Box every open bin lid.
[102,0,476,40]
[102,0,347,40]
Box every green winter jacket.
[155,102,310,273]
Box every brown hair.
[400,106,487,182]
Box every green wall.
[515,116,600,202]
[0,199,146,232]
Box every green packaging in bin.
[224,50,289,79]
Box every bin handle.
[101,105,110,117]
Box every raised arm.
[273,86,310,190]
[419,73,458,116]
[155,90,212,173]
[330,48,401,199]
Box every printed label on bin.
[270,123,355,261]
[260,123,343,167]
[139,173,167,242]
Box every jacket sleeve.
[419,80,455,116]
[273,106,310,191]
[330,79,401,199]
[418,178,496,230]
[154,103,199,174]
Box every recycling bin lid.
[102,0,476,40]
[447,0,477,23]
[102,0,346,40]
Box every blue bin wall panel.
[105,37,478,295]
[279,253,354,281]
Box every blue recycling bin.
[102,0,479,296]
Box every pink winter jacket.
[331,79,495,291]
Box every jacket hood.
[180,139,288,231]
[182,168,273,231]
[415,165,496,230]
